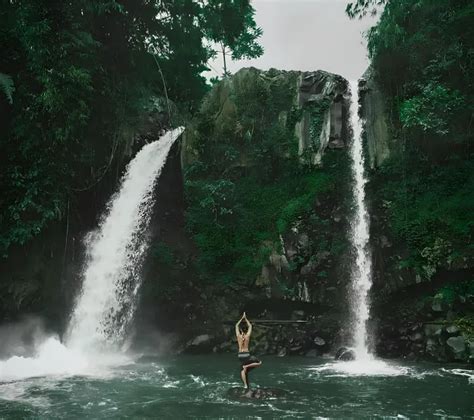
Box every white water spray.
[0,128,183,380]
[348,80,372,361]
[67,127,184,351]
[311,82,407,376]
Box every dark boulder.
[335,347,356,361]
[227,387,288,400]
[446,336,467,361]
[184,334,215,353]
[313,336,326,347]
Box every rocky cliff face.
[175,67,359,356]
[294,70,347,164]
[359,69,391,169]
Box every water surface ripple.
[0,355,472,419]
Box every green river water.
[0,355,472,419]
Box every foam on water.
[310,359,411,377]
[441,368,474,384]
[0,337,131,382]
[0,337,87,382]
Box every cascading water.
[348,80,373,361]
[0,128,183,381]
[310,82,407,376]
[66,127,184,352]
[314,81,405,376]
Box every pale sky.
[207,0,378,81]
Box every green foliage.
[0,0,261,256]
[361,0,473,146]
[203,0,263,74]
[306,98,331,153]
[351,0,474,280]
[346,0,386,19]
[184,69,340,284]
[454,316,474,339]
[276,174,331,234]
[0,73,14,103]
[186,169,333,283]
[379,156,474,278]
[400,83,464,136]
[434,282,474,337]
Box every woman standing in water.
[235,312,262,388]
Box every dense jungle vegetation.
[0,0,262,257]
[183,69,347,285]
[349,0,474,281]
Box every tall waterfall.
[348,80,372,360]
[0,128,183,381]
[66,127,184,351]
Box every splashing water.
[348,80,373,361]
[0,128,183,381]
[66,127,184,352]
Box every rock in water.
[335,347,356,361]
[227,387,288,400]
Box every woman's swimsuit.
[238,351,260,368]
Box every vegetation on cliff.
[349,0,474,349]
[0,0,262,257]
[184,68,350,293]
[350,0,473,279]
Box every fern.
[0,72,14,104]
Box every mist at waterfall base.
[0,128,184,382]
[314,81,402,377]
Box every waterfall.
[0,128,183,381]
[66,127,184,351]
[348,80,372,360]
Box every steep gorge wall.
[173,68,359,356]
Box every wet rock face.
[359,69,390,169]
[227,387,288,400]
[334,347,356,361]
[295,70,349,165]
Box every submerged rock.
[334,347,356,361]
[227,387,288,400]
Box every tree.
[0,0,263,256]
[203,0,263,76]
